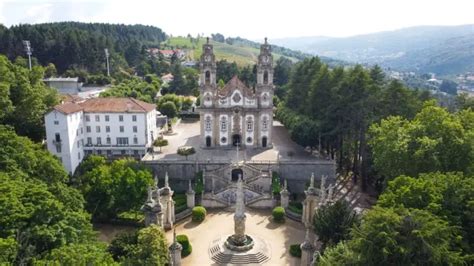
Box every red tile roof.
[52,97,156,114]
[219,75,255,98]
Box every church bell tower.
[256,38,274,108]
[199,37,217,96]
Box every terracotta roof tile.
[54,102,83,114]
[219,75,255,98]
[79,97,156,113]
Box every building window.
[116,137,129,146]
[132,115,137,122]
[97,150,102,155]
[78,152,81,160]
[247,137,252,143]
[107,150,112,155]
[106,137,111,144]
[133,136,138,144]
[106,126,110,133]
[97,137,101,145]
[205,116,211,131]
[95,115,100,122]
[221,137,227,143]
[263,71,269,84]
[220,117,227,131]
[85,115,90,122]
[120,126,124,132]
[80,127,83,134]
[87,137,92,145]
[247,118,253,132]
[96,126,100,133]
[55,133,61,142]
[119,115,124,122]
[134,150,139,156]
[121,150,126,155]
[133,126,137,133]
[54,120,59,125]
[81,139,84,146]
[105,115,109,122]
[56,145,61,153]
[205,71,211,84]
[262,117,268,131]
[77,140,80,148]
[86,126,91,133]
[76,129,79,136]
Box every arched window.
[205,71,211,85]
[220,117,227,131]
[262,116,268,131]
[205,116,211,131]
[263,71,269,84]
[247,117,253,131]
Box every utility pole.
[22,40,32,70]
[104,48,110,76]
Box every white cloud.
[2,0,474,38]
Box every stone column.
[302,173,318,227]
[300,228,315,266]
[162,172,174,230]
[186,180,195,208]
[169,229,182,266]
[280,179,289,208]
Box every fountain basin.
[225,235,254,252]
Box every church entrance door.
[231,168,243,182]
[206,136,211,147]
[232,134,241,147]
[262,136,267,148]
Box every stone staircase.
[209,238,270,265]
[332,174,375,212]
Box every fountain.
[224,177,254,251]
[208,176,271,264]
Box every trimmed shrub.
[176,234,192,257]
[192,206,206,222]
[288,201,303,214]
[173,193,187,214]
[272,206,285,223]
[289,244,302,257]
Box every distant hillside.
[163,36,344,67]
[274,25,474,75]
[0,22,167,73]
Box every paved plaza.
[143,119,324,163]
[165,209,306,266]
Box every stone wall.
[142,159,335,194]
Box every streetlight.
[22,40,32,70]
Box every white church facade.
[198,38,274,149]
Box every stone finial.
[206,37,209,44]
[310,173,315,188]
[154,173,159,189]
[165,172,169,188]
[283,179,288,190]
[264,37,268,44]
[188,179,192,192]
[328,184,334,202]
[147,186,153,202]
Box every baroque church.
[199,38,274,149]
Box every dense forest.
[0,22,167,75]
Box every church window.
[221,117,227,131]
[247,118,253,131]
[205,71,211,85]
[262,116,268,131]
[247,137,252,143]
[205,116,212,131]
[263,71,269,84]
[221,137,227,143]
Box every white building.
[43,77,83,94]
[45,97,158,174]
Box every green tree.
[313,200,359,248]
[35,243,117,265]
[124,225,169,265]
[177,146,196,160]
[153,138,169,152]
[159,101,178,118]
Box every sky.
[1,0,474,39]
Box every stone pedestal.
[186,180,195,208]
[169,230,182,266]
[280,179,289,208]
[141,187,163,227]
[302,173,319,227]
[300,229,315,266]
